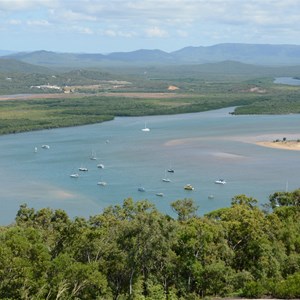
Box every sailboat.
[78,165,88,171]
[70,168,79,178]
[156,192,164,197]
[162,170,171,182]
[70,173,79,178]
[90,150,97,160]
[141,122,150,132]
[167,162,174,173]
[215,179,226,184]
[97,176,107,186]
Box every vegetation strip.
[1,192,300,299]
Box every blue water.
[1,107,300,224]
[274,77,300,86]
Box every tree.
[171,199,198,221]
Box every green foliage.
[171,198,198,221]
[241,280,266,298]
[273,272,300,298]
[1,190,300,298]
[0,62,300,134]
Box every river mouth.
[1,107,300,225]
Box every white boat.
[97,181,107,186]
[162,178,171,182]
[208,195,214,199]
[215,179,226,184]
[97,175,107,186]
[78,167,88,172]
[41,144,50,149]
[70,173,79,178]
[156,192,164,197]
[97,163,105,169]
[184,184,194,191]
[90,151,97,160]
[34,147,38,153]
[138,187,145,192]
[162,171,171,182]
[141,122,150,132]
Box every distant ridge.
[171,43,300,65]
[3,43,300,68]
[0,58,51,73]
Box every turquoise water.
[1,107,300,224]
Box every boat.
[70,173,79,178]
[78,167,88,172]
[97,181,107,186]
[34,147,38,153]
[208,195,214,199]
[215,179,226,184]
[138,187,146,192]
[162,170,171,182]
[141,122,150,132]
[90,151,97,160]
[156,192,164,197]
[184,184,194,191]
[41,144,50,149]
[97,175,107,186]
[97,163,105,169]
[167,163,174,173]
[162,178,171,182]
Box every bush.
[273,272,300,298]
[241,281,266,298]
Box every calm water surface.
[274,77,300,85]
[1,107,300,224]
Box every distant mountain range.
[0,58,51,73]
[1,43,300,69]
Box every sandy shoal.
[256,141,300,151]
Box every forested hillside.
[1,190,300,299]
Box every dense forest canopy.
[1,190,300,299]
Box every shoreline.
[256,140,300,151]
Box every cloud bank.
[0,0,299,52]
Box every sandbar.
[256,140,300,151]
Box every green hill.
[0,58,51,73]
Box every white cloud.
[103,29,117,37]
[50,9,97,23]
[1,0,300,52]
[102,29,137,38]
[72,25,93,35]
[0,0,57,11]
[27,19,50,26]
[8,19,22,25]
[145,26,168,38]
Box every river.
[1,107,300,224]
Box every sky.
[0,0,299,54]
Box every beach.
[256,140,300,151]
